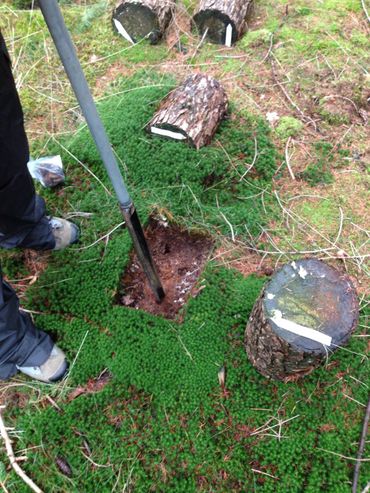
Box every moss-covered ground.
[0,0,369,491]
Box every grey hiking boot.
[49,217,79,250]
[16,345,68,383]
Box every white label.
[151,127,186,140]
[291,261,308,279]
[113,18,135,45]
[298,265,308,279]
[270,310,332,346]
[225,24,233,47]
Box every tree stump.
[245,259,359,382]
[146,73,228,149]
[192,0,254,46]
[112,0,175,45]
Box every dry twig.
[362,482,370,493]
[361,0,370,23]
[216,197,235,242]
[353,396,370,493]
[270,59,317,131]
[0,406,43,493]
[284,137,296,180]
[75,221,125,251]
[191,27,209,61]
[240,136,258,180]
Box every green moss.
[0,7,368,488]
[7,272,369,492]
[240,29,272,48]
[319,108,351,126]
[296,7,312,16]
[51,71,277,241]
[275,116,303,139]
[10,0,37,8]
[300,142,335,186]
[76,1,107,33]
[295,198,338,232]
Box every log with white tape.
[192,0,253,46]
[146,73,228,149]
[112,0,175,44]
[245,259,359,381]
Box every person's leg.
[0,268,54,380]
[0,32,56,251]
[0,33,70,381]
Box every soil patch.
[117,220,213,319]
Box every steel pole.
[38,0,164,302]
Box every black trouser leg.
[0,33,54,378]
[0,32,55,250]
[0,271,53,379]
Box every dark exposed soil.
[117,220,213,320]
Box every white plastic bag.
[27,155,65,188]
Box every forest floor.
[0,0,369,492]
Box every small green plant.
[240,29,272,48]
[300,142,334,185]
[319,105,351,126]
[275,116,303,139]
[11,0,38,8]
[297,7,312,16]
[0,462,6,483]
[77,1,108,33]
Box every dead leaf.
[67,370,111,402]
[218,366,226,388]
[55,456,72,477]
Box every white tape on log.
[270,310,332,346]
[151,127,187,140]
[291,261,308,279]
[225,24,233,47]
[113,18,135,45]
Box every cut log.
[146,73,228,149]
[112,0,175,44]
[245,259,359,382]
[193,0,253,46]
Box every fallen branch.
[0,406,43,493]
[352,396,370,493]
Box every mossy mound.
[275,116,303,139]
[60,72,277,239]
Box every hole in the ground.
[117,219,213,320]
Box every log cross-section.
[112,0,175,44]
[245,259,359,382]
[146,73,228,149]
[193,0,254,45]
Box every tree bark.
[193,0,254,45]
[146,73,228,149]
[245,259,359,382]
[112,0,175,44]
